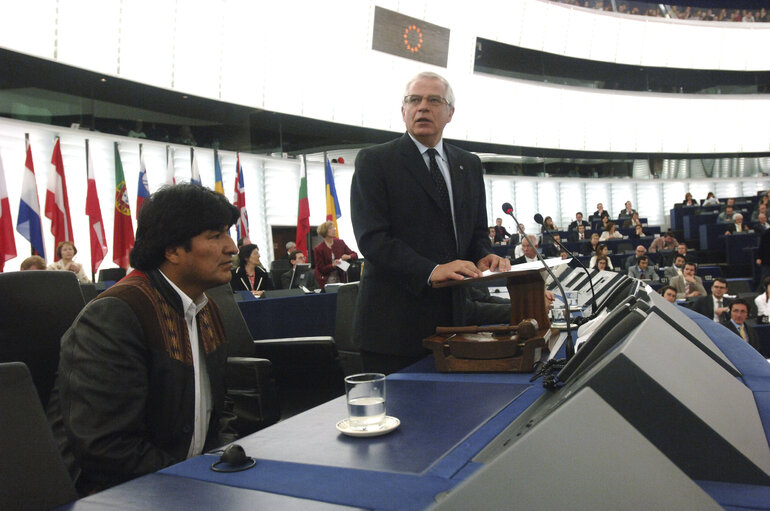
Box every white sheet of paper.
[336,259,351,272]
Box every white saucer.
[336,416,400,437]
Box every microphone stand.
[503,205,575,364]
[537,220,598,317]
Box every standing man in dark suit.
[350,71,509,374]
[722,299,763,355]
[493,217,511,244]
[690,277,732,323]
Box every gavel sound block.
[422,319,547,373]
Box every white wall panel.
[56,0,120,75]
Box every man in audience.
[568,212,590,231]
[493,217,511,244]
[618,200,636,218]
[721,299,762,355]
[757,228,770,286]
[542,232,562,258]
[569,223,588,242]
[281,250,318,289]
[659,285,678,303]
[284,241,297,258]
[350,71,508,374]
[19,255,46,270]
[627,255,659,282]
[649,231,679,253]
[47,184,239,495]
[755,212,770,233]
[580,232,600,256]
[513,235,540,264]
[669,262,707,299]
[690,277,732,322]
[664,254,687,280]
[624,245,646,270]
[717,204,735,223]
[593,203,607,218]
[751,203,767,223]
[725,213,750,234]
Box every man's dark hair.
[674,254,686,262]
[288,250,303,262]
[130,184,239,270]
[659,285,676,296]
[637,255,649,263]
[713,277,728,286]
[685,262,697,270]
[730,298,749,312]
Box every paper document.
[336,259,351,272]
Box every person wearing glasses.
[350,71,509,374]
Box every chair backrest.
[97,267,126,283]
[0,362,77,510]
[79,282,98,303]
[0,271,86,407]
[334,282,363,376]
[205,283,255,357]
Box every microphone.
[534,213,597,316]
[501,204,575,362]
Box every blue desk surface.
[238,292,337,340]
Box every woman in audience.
[754,276,770,318]
[541,216,558,233]
[622,212,643,229]
[231,243,274,296]
[682,193,697,206]
[703,192,719,206]
[595,256,610,271]
[760,193,770,208]
[313,221,358,290]
[599,215,611,232]
[590,244,614,270]
[599,222,622,241]
[48,241,90,283]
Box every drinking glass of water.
[345,373,386,428]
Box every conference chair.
[334,282,364,376]
[207,283,345,420]
[0,271,86,407]
[97,267,126,283]
[0,362,78,511]
[269,259,291,289]
[79,282,98,303]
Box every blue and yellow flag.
[325,159,341,236]
[213,150,224,195]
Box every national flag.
[16,143,46,259]
[295,157,310,257]
[325,159,341,237]
[45,138,74,259]
[85,142,108,275]
[136,148,150,214]
[166,146,176,185]
[190,148,201,186]
[113,143,134,269]
[0,150,17,271]
[232,154,249,241]
[213,150,224,195]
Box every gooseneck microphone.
[534,213,597,315]
[501,204,574,362]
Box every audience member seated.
[624,245,646,270]
[751,203,767,223]
[664,254,687,280]
[663,242,694,266]
[754,276,770,319]
[627,255,659,282]
[682,192,697,207]
[542,233,562,258]
[488,227,498,246]
[599,222,622,241]
[465,287,511,326]
[231,243,274,296]
[594,256,611,271]
[589,243,614,270]
[568,224,587,242]
[659,285,677,303]
[648,231,679,253]
[580,232,601,256]
[568,212,590,231]
[725,213,751,235]
[621,212,643,229]
[232,236,251,269]
[722,299,762,356]
[512,235,540,264]
[629,223,646,241]
[755,213,770,233]
[283,241,296,259]
[598,215,611,233]
[19,255,46,270]
[593,202,609,219]
[669,262,706,299]
[690,277,731,322]
[493,217,511,244]
[618,200,636,219]
[281,250,318,290]
[717,205,735,223]
[48,241,90,283]
[541,216,559,233]
[759,193,770,208]
[756,228,770,285]
[313,221,358,290]
[702,192,719,206]
[559,250,569,260]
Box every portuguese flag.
[295,158,310,257]
[112,143,134,269]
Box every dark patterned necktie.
[427,148,451,213]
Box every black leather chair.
[207,284,345,420]
[334,282,364,376]
[0,362,78,510]
[0,271,85,407]
[97,267,126,283]
[269,259,291,289]
[79,282,98,303]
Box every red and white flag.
[86,142,108,275]
[232,154,249,241]
[0,149,17,271]
[166,146,176,185]
[45,138,74,260]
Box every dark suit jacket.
[351,133,491,357]
[493,225,511,243]
[690,295,733,322]
[722,320,762,354]
[568,220,589,231]
[230,266,274,292]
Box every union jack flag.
[233,154,249,241]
